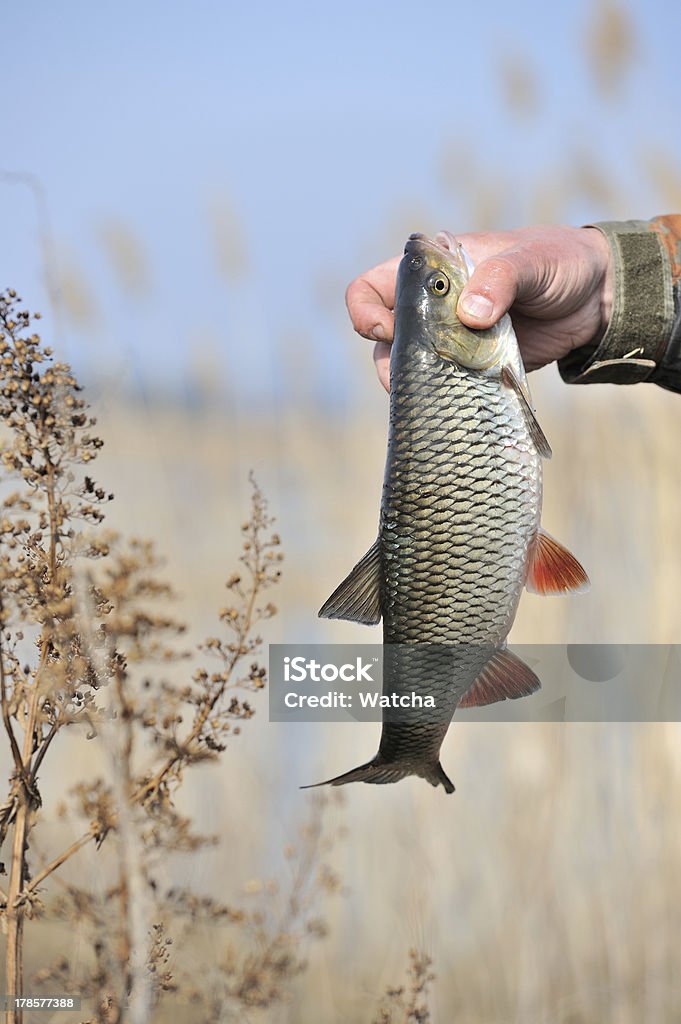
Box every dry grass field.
[3,2,681,1013]
[7,374,674,1022]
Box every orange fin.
[526,528,590,596]
[458,648,541,708]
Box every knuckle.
[479,255,518,281]
[468,255,521,302]
[344,276,362,308]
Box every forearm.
[558,215,681,393]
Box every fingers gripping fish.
[309,233,588,794]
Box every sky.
[2,0,681,403]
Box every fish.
[308,232,588,794]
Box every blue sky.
[3,0,680,401]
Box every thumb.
[457,251,541,328]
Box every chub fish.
[309,232,588,794]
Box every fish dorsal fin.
[501,364,552,459]
[458,647,541,708]
[318,539,382,624]
[526,528,590,596]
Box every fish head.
[396,232,511,372]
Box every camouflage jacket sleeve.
[558,215,681,393]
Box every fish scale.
[368,352,542,779]
[382,360,540,647]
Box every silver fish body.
[312,233,587,794]
[382,322,541,647]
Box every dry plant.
[583,0,636,99]
[0,289,341,1022]
[167,791,343,1022]
[372,949,436,1024]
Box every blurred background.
[4,0,681,1020]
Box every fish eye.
[427,272,450,296]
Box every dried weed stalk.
[372,949,436,1024]
[167,790,343,1022]
[0,290,340,1022]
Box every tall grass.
[0,299,347,1022]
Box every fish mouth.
[404,231,467,275]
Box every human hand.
[345,226,614,391]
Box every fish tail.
[425,761,456,793]
[302,756,454,794]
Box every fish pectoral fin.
[318,539,382,624]
[501,364,552,459]
[526,528,590,596]
[458,647,541,708]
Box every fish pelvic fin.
[318,539,382,625]
[302,756,455,794]
[526,528,590,596]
